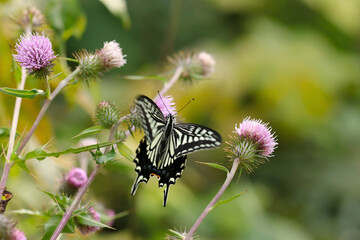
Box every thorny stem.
[50,164,100,240]
[0,27,32,200]
[50,65,184,239]
[184,158,240,240]
[17,67,81,154]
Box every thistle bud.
[166,228,197,240]
[74,49,102,84]
[0,215,27,240]
[95,101,120,129]
[168,51,216,82]
[225,117,277,173]
[16,7,45,29]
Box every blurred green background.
[1,0,360,239]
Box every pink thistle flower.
[225,117,277,172]
[155,94,177,118]
[11,229,27,240]
[78,207,101,235]
[65,168,88,188]
[105,209,115,226]
[98,40,126,71]
[13,32,55,75]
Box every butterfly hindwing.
[130,137,153,196]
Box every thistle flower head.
[74,49,102,83]
[17,7,45,28]
[11,229,27,240]
[95,101,120,129]
[65,168,88,188]
[168,51,215,82]
[225,117,277,173]
[98,40,126,71]
[78,207,101,235]
[13,32,55,79]
[105,209,115,226]
[0,215,26,240]
[155,94,177,118]
[196,51,215,78]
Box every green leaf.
[0,127,10,138]
[196,162,229,174]
[210,191,247,211]
[72,125,105,139]
[76,213,115,229]
[100,0,131,29]
[10,209,43,216]
[94,147,117,164]
[42,214,75,240]
[0,127,20,139]
[117,142,134,161]
[122,75,167,82]
[42,191,71,212]
[0,87,45,99]
[15,160,30,173]
[19,140,123,161]
[11,58,22,85]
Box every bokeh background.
[1,0,360,239]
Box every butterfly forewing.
[135,95,165,142]
[174,123,222,157]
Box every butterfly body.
[131,95,222,206]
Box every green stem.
[17,67,81,154]
[184,158,240,240]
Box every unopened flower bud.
[65,168,88,188]
[196,51,215,78]
[95,101,120,129]
[74,49,102,83]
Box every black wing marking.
[174,123,222,157]
[131,137,187,207]
[135,95,165,142]
[158,154,187,206]
[130,137,153,196]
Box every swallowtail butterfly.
[131,95,222,206]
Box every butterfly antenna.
[177,98,195,114]
[157,91,171,115]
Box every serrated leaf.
[117,143,134,161]
[122,75,167,82]
[76,213,115,229]
[100,0,131,28]
[94,147,117,164]
[15,160,30,173]
[0,87,45,99]
[42,191,71,212]
[42,214,75,240]
[210,191,247,211]
[19,140,122,161]
[72,125,105,139]
[196,162,229,174]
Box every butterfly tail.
[163,184,171,207]
[131,175,147,196]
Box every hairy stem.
[17,67,81,154]
[184,158,240,240]
[0,36,30,198]
[155,65,183,101]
